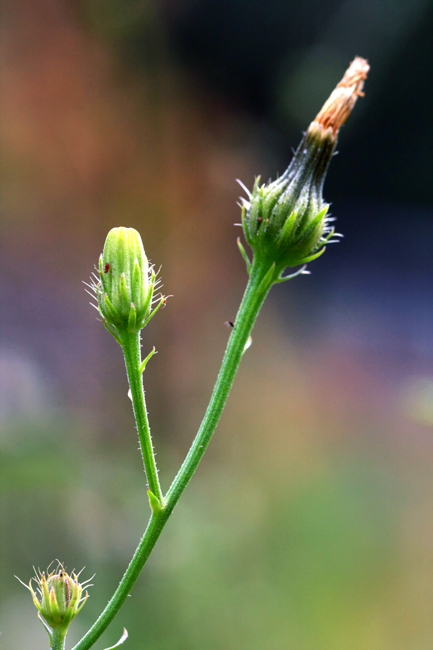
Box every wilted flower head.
[241,57,369,279]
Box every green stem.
[51,628,67,650]
[165,259,272,505]
[119,331,163,502]
[72,259,273,650]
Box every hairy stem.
[119,331,163,502]
[51,629,66,650]
[72,258,273,650]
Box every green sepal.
[139,347,157,375]
[276,209,298,246]
[128,303,137,334]
[119,274,130,316]
[293,246,326,265]
[103,319,121,345]
[257,263,276,295]
[98,253,110,295]
[241,206,253,246]
[61,579,80,627]
[49,587,61,623]
[237,237,252,274]
[322,227,335,241]
[131,260,142,308]
[148,489,164,514]
[139,280,154,322]
[104,293,120,324]
[141,296,165,328]
[293,205,329,245]
[248,177,263,236]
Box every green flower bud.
[18,564,91,635]
[241,57,369,279]
[87,227,162,341]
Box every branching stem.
[72,258,273,650]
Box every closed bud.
[241,57,369,278]
[18,564,91,635]
[91,227,158,339]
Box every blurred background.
[2,0,433,648]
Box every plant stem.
[72,259,273,650]
[119,331,163,502]
[165,259,272,505]
[51,629,66,650]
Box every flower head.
[86,227,164,342]
[241,57,369,279]
[17,563,91,635]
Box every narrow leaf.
[139,347,157,375]
[147,489,164,514]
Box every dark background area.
[2,1,433,648]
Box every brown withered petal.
[314,56,370,133]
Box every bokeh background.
[2,0,433,648]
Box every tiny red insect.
[104,263,110,273]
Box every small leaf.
[147,489,164,514]
[103,628,129,650]
[139,347,157,375]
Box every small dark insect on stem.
[104,263,110,273]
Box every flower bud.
[95,227,156,337]
[241,57,369,277]
[19,564,90,634]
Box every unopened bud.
[241,57,369,277]
[88,227,160,340]
[18,564,91,635]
